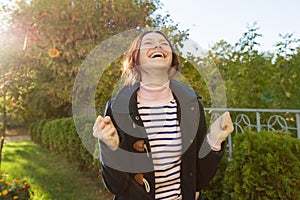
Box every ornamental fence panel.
[204,108,300,159]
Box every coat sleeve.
[196,101,225,190]
[99,99,130,195]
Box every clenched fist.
[93,116,120,151]
[207,111,234,151]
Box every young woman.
[93,30,234,200]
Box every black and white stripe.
[138,100,182,200]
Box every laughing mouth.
[150,52,165,58]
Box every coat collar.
[111,79,199,114]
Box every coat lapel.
[169,80,200,154]
[111,82,148,138]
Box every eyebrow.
[142,38,168,43]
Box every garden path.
[4,128,31,143]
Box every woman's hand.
[93,116,120,150]
[207,111,234,151]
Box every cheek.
[137,50,148,65]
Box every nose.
[153,42,161,49]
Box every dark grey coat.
[99,80,225,200]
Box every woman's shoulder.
[170,79,202,100]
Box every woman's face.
[138,32,173,71]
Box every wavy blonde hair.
[121,30,180,85]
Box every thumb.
[103,116,112,124]
[221,112,229,130]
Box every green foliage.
[203,23,300,109]
[224,131,300,199]
[2,0,187,122]
[94,59,123,115]
[203,130,300,200]
[29,119,48,144]
[29,118,99,171]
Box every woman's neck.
[137,81,173,105]
[139,68,169,87]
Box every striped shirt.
[138,100,182,200]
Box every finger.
[226,116,233,126]
[104,116,116,130]
[98,115,104,122]
[93,120,106,138]
[101,128,117,143]
[223,112,233,130]
[93,122,112,139]
[226,112,232,121]
[227,120,234,132]
[93,129,102,139]
[93,126,104,139]
[106,127,117,139]
[102,123,113,134]
[221,112,228,130]
[224,111,230,120]
[224,117,234,133]
[226,114,233,126]
[93,115,103,132]
[94,119,106,134]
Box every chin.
[139,62,170,69]
[150,60,171,68]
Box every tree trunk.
[0,74,6,170]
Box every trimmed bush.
[29,119,48,143]
[29,117,100,172]
[203,130,300,200]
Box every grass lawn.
[1,141,113,200]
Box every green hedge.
[29,117,100,172]
[203,130,300,200]
[29,119,48,144]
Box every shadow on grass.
[2,142,113,200]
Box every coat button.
[134,173,144,185]
[190,139,193,144]
[189,172,193,176]
[190,106,195,111]
[135,116,140,120]
[133,140,144,152]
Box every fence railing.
[204,108,300,159]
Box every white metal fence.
[204,108,300,159]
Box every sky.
[156,0,300,52]
[1,0,299,53]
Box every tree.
[200,22,300,110]
[3,0,188,122]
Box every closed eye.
[143,41,152,45]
